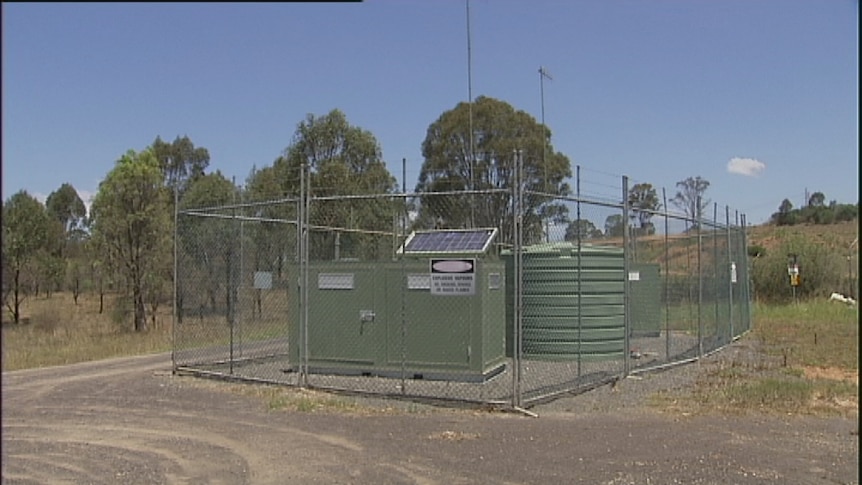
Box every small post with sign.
[787,253,800,304]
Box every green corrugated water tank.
[628,263,661,338]
[505,242,626,361]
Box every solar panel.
[399,228,498,254]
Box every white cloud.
[727,157,766,177]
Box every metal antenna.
[467,0,475,228]
[539,66,553,241]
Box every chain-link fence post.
[662,188,670,361]
[171,180,178,371]
[298,160,308,387]
[622,175,631,376]
[400,160,408,396]
[707,202,722,351]
[696,196,703,358]
[512,149,524,409]
[576,165,583,378]
[726,205,734,343]
[741,213,752,333]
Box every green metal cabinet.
[287,258,506,382]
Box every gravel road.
[2,340,858,484]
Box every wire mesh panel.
[171,168,753,410]
[174,198,299,384]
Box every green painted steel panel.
[288,259,506,382]
[629,263,662,337]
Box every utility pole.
[539,66,553,241]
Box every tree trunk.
[133,280,147,332]
[13,269,21,324]
[72,277,80,305]
[256,289,262,320]
[98,277,104,314]
[150,300,158,329]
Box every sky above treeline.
[3,1,858,225]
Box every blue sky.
[2,1,858,225]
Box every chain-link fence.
[173,161,752,409]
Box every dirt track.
[2,351,858,484]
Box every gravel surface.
[2,338,858,484]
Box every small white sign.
[254,271,272,290]
[430,258,476,296]
[628,271,640,281]
[731,262,738,283]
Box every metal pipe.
[663,187,670,361]
[622,175,630,376]
[171,175,178,370]
[576,165,582,377]
[726,205,733,343]
[697,196,703,358]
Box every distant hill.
[747,220,858,255]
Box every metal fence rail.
[173,165,752,409]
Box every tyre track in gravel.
[1,353,455,484]
[2,349,858,484]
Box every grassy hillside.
[747,220,858,255]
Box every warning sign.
[430,259,476,296]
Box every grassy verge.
[2,293,173,371]
[652,300,858,417]
[177,378,436,415]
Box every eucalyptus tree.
[247,109,398,261]
[45,182,88,300]
[564,219,603,241]
[2,191,52,323]
[627,182,661,236]
[671,176,710,227]
[415,96,572,245]
[90,149,170,332]
[151,135,210,198]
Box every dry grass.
[1,292,173,371]
[748,220,859,254]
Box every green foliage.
[415,96,572,245]
[747,244,766,258]
[808,191,825,207]
[2,191,53,322]
[246,109,398,261]
[604,214,624,238]
[628,182,660,234]
[151,135,210,195]
[45,183,87,234]
[90,148,171,331]
[770,193,857,226]
[751,233,845,302]
[564,219,603,241]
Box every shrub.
[751,234,844,302]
